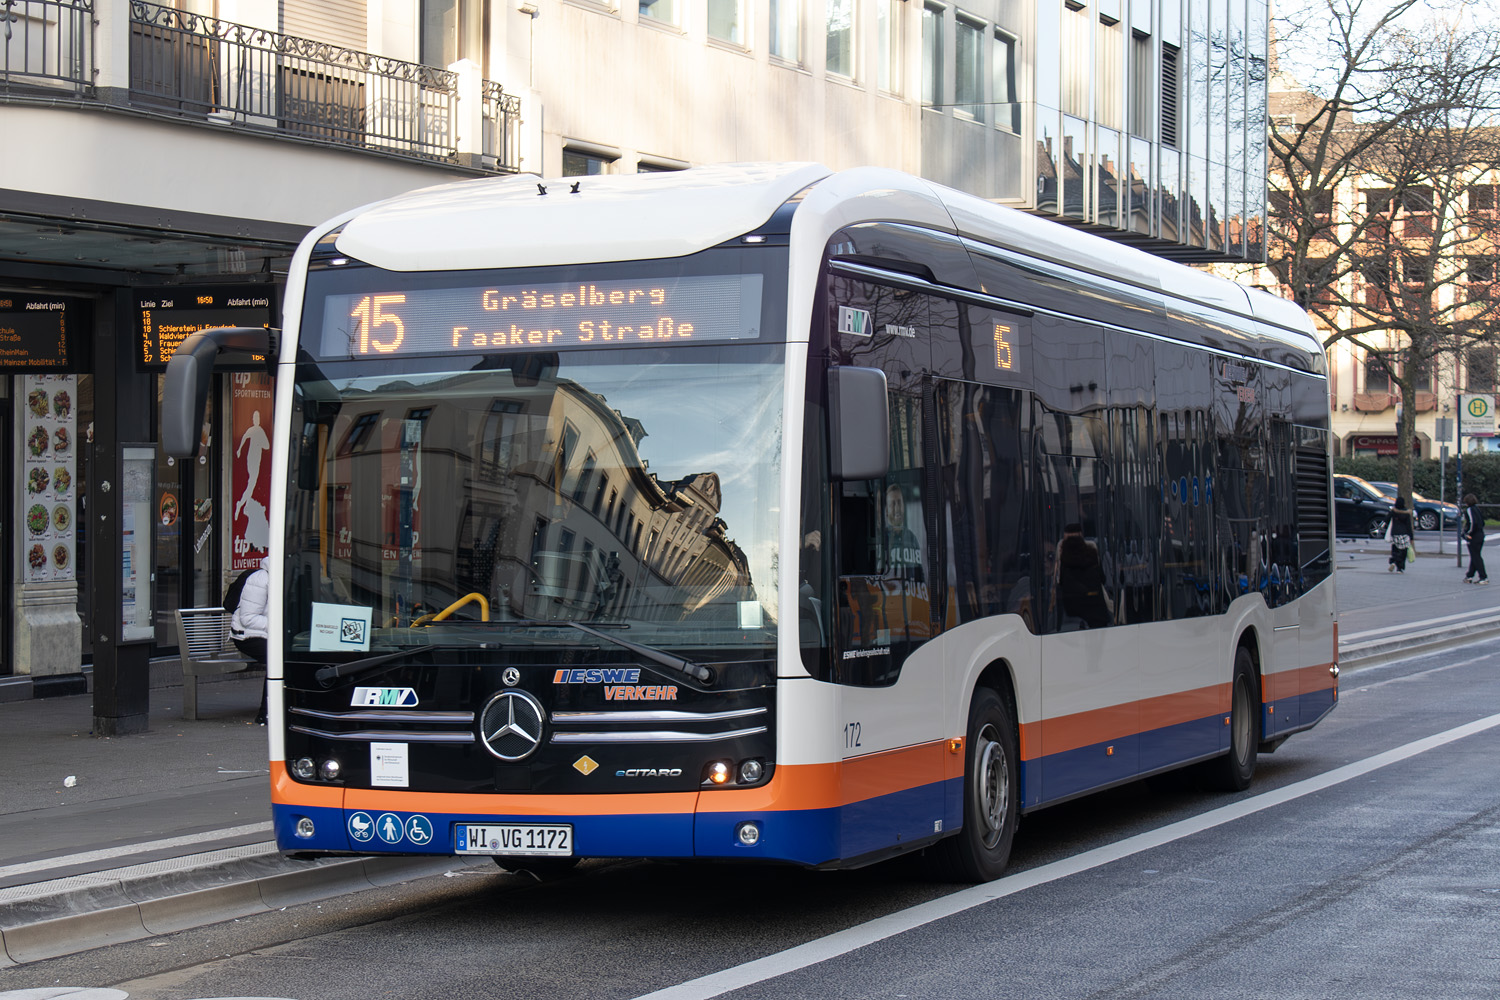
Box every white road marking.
[1351,651,1499,690]
[632,711,1500,1000]
[0,823,273,879]
[1342,606,1500,643]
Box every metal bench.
[173,606,254,720]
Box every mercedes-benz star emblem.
[479,690,545,761]
[502,667,521,686]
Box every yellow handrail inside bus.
[429,592,491,623]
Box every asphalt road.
[8,634,1500,1000]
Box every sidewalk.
[3,535,1499,967]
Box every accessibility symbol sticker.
[348,811,375,843]
[376,812,404,844]
[405,815,434,846]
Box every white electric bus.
[165,163,1336,882]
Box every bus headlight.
[738,759,764,783]
[318,758,342,781]
[736,822,761,846]
[291,758,316,780]
[295,817,316,839]
[705,761,731,785]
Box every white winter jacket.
[231,557,270,641]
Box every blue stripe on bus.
[273,803,697,857]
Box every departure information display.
[315,274,763,359]
[0,295,83,371]
[136,286,274,369]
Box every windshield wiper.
[566,623,715,684]
[313,644,471,687]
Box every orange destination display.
[316,273,763,359]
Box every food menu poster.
[135,285,273,370]
[20,375,77,583]
[0,295,84,372]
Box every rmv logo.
[351,687,419,707]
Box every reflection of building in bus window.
[883,484,923,581]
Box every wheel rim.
[1369,518,1387,539]
[1231,674,1252,767]
[975,723,1009,848]
[1420,512,1437,531]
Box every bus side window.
[838,481,880,574]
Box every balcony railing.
[0,0,93,95]
[482,79,521,171]
[2,0,521,172]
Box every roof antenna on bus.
[536,183,548,196]
[570,182,581,193]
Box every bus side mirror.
[163,327,274,458]
[829,366,889,482]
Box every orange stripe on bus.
[271,760,342,808]
[1032,684,1227,758]
[699,742,953,813]
[275,744,957,817]
[341,788,703,817]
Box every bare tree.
[1259,0,1500,502]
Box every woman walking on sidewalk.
[1462,494,1489,585]
[1387,497,1414,573]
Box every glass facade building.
[919,0,1268,262]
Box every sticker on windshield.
[311,601,374,652]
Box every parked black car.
[1367,481,1459,531]
[1333,474,1395,539]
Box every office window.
[955,15,982,113]
[1062,3,1089,118]
[708,0,744,44]
[1365,353,1390,394]
[421,0,483,68]
[421,0,459,67]
[641,0,679,27]
[1411,355,1433,394]
[1129,32,1152,137]
[922,3,943,106]
[1096,15,1122,128]
[1468,346,1497,392]
[878,0,902,93]
[827,0,855,77]
[771,0,801,61]
[1467,256,1497,303]
[563,148,616,175]
[993,29,1018,132]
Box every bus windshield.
[284,343,785,658]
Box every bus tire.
[493,856,580,881]
[928,686,1019,883]
[1206,646,1259,792]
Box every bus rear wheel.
[928,686,1018,883]
[1205,646,1259,792]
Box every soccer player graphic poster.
[230,372,273,570]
